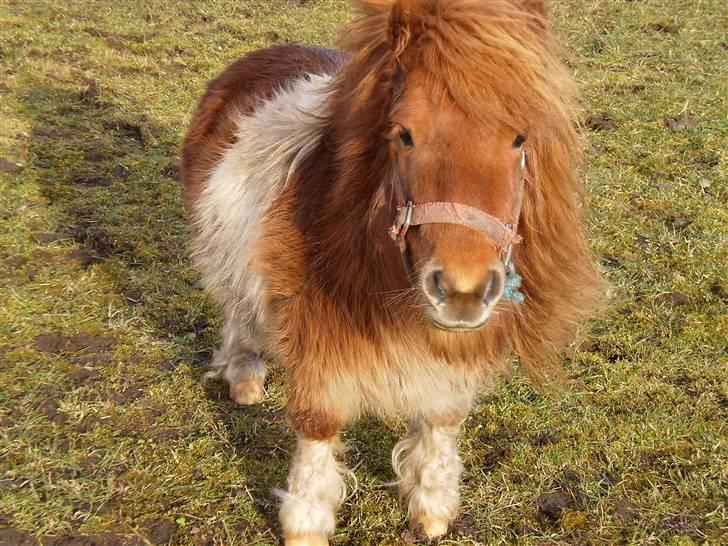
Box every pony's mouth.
[425,295,496,332]
[429,317,489,332]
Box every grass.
[0,0,725,544]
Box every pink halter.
[388,150,526,264]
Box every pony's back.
[181,45,344,209]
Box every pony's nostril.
[483,269,504,306]
[425,269,447,302]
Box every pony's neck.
[297,115,405,322]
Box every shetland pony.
[181,1,603,544]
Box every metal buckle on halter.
[503,224,514,272]
[389,200,414,248]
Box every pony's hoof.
[411,513,449,539]
[284,536,328,546]
[229,378,265,405]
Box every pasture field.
[0,0,726,544]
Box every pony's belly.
[190,74,332,320]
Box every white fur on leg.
[277,436,346,539]
[205,315,267,404]
[392,421,462,536]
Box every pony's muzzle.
[422,266,505,331]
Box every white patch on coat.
[277,436,347,538]
[191,73,333,331]
[366,341,482,420]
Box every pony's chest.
[357,347,485,421]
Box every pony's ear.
[388,0,428,61]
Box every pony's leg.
[278,434,347,546]
[393,419,463,539]
[206,314,266,405]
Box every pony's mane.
[324,1,604,385]
[266,0,605,388]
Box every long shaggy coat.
[181,0,604,542]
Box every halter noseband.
[388,149,526,266]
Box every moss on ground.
[1,0,725,544]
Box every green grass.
[0,0,726,544]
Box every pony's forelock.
[342,0,577,133]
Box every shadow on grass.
[19,80,416,541]
[21,82,208,346]
[19,80,294,534]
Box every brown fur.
[182,1,605,441]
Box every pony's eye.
[513,134,527,148]
[399,128,414,148]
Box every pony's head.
[333,0,599,339]
[387,69,527,330]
